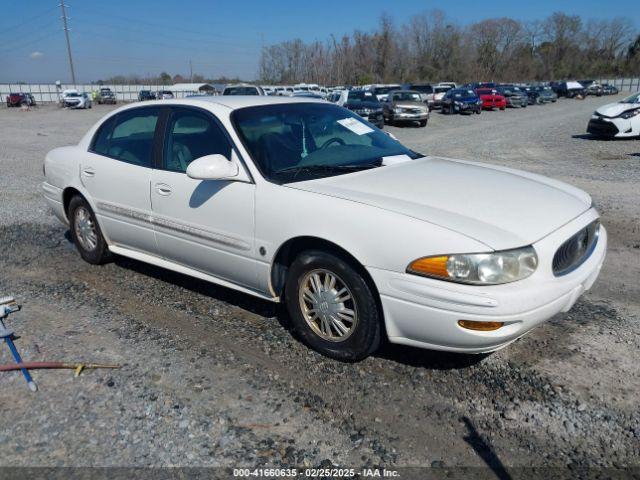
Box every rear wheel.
[68,196,113,265]
[284,250,381,361]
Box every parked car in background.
[441,88,482,114]
[437,82,458,89]
[602,84,619,95]
[407,84,433,104]
[157,90,175,100]
[430,85,453,109]
[6,92,36,107]
[519,86,543,105]
[370,84,402,102]
[42,96,606,360]
[579,80,603,96]
[532,86,558,103]
[553,81,586,98]
[382,90,429,126]
[474,88,506,110]
[62,90,92,109]
[222,84,265,96]
[292,92,324,99]
[341,90,384,128]
[96,87,117,104]
[587,91,640,139]
[138,90,156,101]
[495,85,528,108]
[468,82,496,90]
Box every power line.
[60,0,76,84]
[0,6,58,36]
[71,4,257,46]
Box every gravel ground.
[0,97,638,477]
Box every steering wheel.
[319,137,346,150]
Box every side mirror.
[186,154,239,180]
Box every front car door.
[150,106,258,289]
[80,106,160,254]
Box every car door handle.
[81,167,95,177]
[155,183,172,196]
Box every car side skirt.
[108,245,279,303]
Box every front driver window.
[164,109,232,173]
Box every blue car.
[441,88,483,115]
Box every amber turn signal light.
[407,256,449,278]
[457,320,504,331]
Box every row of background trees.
[258,10,640,86]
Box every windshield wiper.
[274,163,380,180]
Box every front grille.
[552,220,600,276]
[587,118,619,136]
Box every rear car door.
[80,106,160,254]
[150,106,258,289]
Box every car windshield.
[451,90,476,98]
[66,93,80,97]
[392,92,421,102]
[374,86,399,94]
[434,87,451,93]
[233,103,421,183]
[411,85,433,93]
[347,91,378,103]
[620,92,640,104]
[476,89,494,95]
[224,87,258,95]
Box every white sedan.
[42,97,606,360]
[587,91,640,138]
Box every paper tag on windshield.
[337,117,374,135]
[382,154,412,166]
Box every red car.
[475,88,506,110]
[6,92,36,107]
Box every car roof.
[117,96,327,113]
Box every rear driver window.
[91,115,115,155]
[91,108,160,167]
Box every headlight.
[394,107,404,113]
[454,101,463,106]
[618,108,640,119]
[407,247,538,285]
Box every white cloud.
[29,51,44,59]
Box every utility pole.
[189,59,193,83]
[60,0,76,84]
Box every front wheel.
[68,196,113,265]
[284,250,381,361]
[419,119,427,127]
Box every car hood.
[287,157,591,250]
[595,102,640,118]
[391,100,426,108]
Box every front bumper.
[481,99,506,110]
[393,111,428,121]
[454,103,481,114]
[368,209,606,353]
[506,97,526,107]
[587,116,636,138]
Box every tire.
[500,106,506,111]
[68,196,113,265]
[284,250,381,361]
[419,119,427,127]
